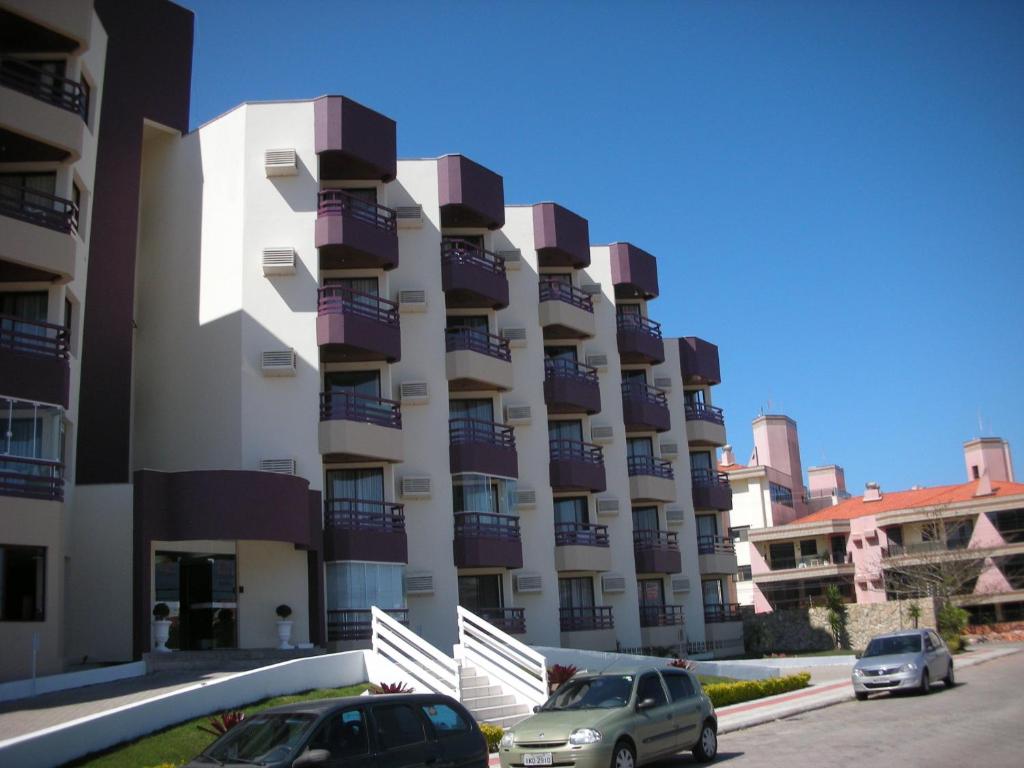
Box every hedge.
[704,672,811,708]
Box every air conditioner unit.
[261,247,296,276]
[264,148,298,177]
[585,353,609,371]
[398,290,427,313]
[395,205,423,229]
[596,497,620,516]
[514,573,542,593]
[601,574,626,593]
[500,327,527,348]
[665,507,685,525]
[400,476,431,498]
[516,488,537,509]
[497,249,522,271]
[259,458,296,475]
[260,349,296,376]
[671,576,691,593]
[398,381,428,405]
[505,405,531,424]
[591,424,614,443]
[660,442,679,459]
[406,572,434,595]
[653,376,672,390]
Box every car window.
[864,635,922,656]
[929,631,943,648]
[203,713,316,764]
[924,635,935,651]
[421,703,471,737]
[308,708,368,757]
[372,703,426,749]
[663,672,696,701]
[636,673,668,707]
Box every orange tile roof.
[791,480,1024,524]
[718,463,749,472]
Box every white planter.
[152,619,172,653]
[276,619,294,650]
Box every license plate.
[524,753,553,766]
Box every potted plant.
[275,604,294,649]
[152,603,172,653]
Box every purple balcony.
[323,499,407,563]
[319,391,403,463]
[0,180,78,234]
[679,337,722,385]
[316,286,400,363]
[544,358,601,415]
[609,242,659,300]
[704,603,743,623]
[445,327,513,391]
[691,468,733,511]
[438,155,505,230]
[475,607,527,635]
[685,403,725,425]
[532,203,591,268]
[549,439,606,493]
[440,239,509,309]
[315,189,399,270]
[633,529,681,574]
[539,280,596,339]
[617,314,664,364]
[639,604,685,627]
[0,315,70,407]
[0,57,88,119]
[449,418,518,478]
[314,95,397,181]
[453,512,523,569]
[554,522,610,547]
[0,456,63,501]
[560,606,614,632]
[328,608,408,641]
[621,381,670,433]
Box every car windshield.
[542,675,635,710]
[863,635,922,657]
[199,713,317,764]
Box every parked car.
[852,628,955,700]
[497,665,718,768]
[184,692,488,767]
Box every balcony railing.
[317,286,399,325]
[0,57,88,119]
[324,499,405,531]
[685,402,724,425]
[449,417,515,450]
[441,239,507,277]
[0,456,64,501]
[884,540,971,558]
[317,189,396,232]
[554,521,610,547]
[639,604,685,627]
[320,391,402,429]
[697,535,735,556]
[559,606,614,632]
[627,455,674,479]
[0,315,70,359]
[539,280,594,313]
[454,512,522,541]
[769,552,852,570]
[803,487,853,503]
[0,181,78,234]
[633,529,679,551]
[473,606,526,635]
[692,467,730,488]
[703,603,743,623]
[550,439,604,465]
[544,357,599,385]
[445,327,511,361]
[327,608,408,641]
[622,380,668,407]
[616,313,662,339]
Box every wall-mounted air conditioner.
[399,381,429,405]
[395,205,423,229]
[398,290,427,313]
[260,349,296,376]
[259,458,296,475]
[262,247,296,276]
[264,148,298,177]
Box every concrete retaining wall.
[533,645,779,682]
[0,661,146,704]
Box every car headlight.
[569,728,602,745]
[853,668,865,677]
[499,732,515,749]
[901,662,918,673]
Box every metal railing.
[317,189,396,231]
[884,540,971,558]
[324,499,405,531]
[470,607,526,635]
[0,57,88,118]
[697,535,735,555]
[559,606,614,632]
[549,438,604,465]
[639,604,685,627]
[703,603,743,623]
[0,456,64,501]
[633,529,679,551]
[627,454,674,479]
[453,512,522,541]
[554,521,610,547]
[803,487,852,502]
[319,390,402,429]
[329,607,408,641]
[544,357,599,384]
[317,285,399,325]
[449,417,516,450]
[691,467,730,488]
[616,312,662,338]
[444,326,511,361]
[456,606,548,709]
[441,239,507,275]
[538,279,594,312]
[684,402,725,425]
[0,180,78,234]
[0,315,69,359]
[621,380,668,407]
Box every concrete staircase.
[459,663,533,728]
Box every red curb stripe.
[717,680,851,716]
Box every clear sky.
[180,0,1024,494]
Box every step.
[460,683,503,698]
[465,703,530,720]
[461,693,516,710]
[479,712,532,729]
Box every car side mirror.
[636,697,658,711]
[533,705,543,713]
[293,749,331,767]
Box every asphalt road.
[661,650,1024,768]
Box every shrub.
[703,673,811,708]
[937,603,969,646]
[197,711,245,737]
[275,604,293,619]
[152,603,170,620]
[547,664,577,687]
[479,723,504,752]
[668,658,695,670]
[371,681,414,694]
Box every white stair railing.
[370,606,459,699]
[456,606,548,709]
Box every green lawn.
[68,683,368,768]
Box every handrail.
[621,380,668,407]
[0,455,64,501]
[704,603,742,623]
[538,279,594,313]
[544,357,598,383]
[319,390,402,429]
[371,606,460,698]
[0,180,78,234]
[0,315,70,359]
[444,326,511,361]
[457,605,548,709]
[684,402,724,425]
[549,438,604,464]
[453,512,521,540]
[697,534,735,555]
[328,608,408,641]
[441,239,507,276]
[559,606,614,631]
[0,57,87,118]
[639,604,685,627]
[449,417,516,449]
[324,499,405,530]
[317,286,399,325]
[691,467,730,487]
[317,189,396,232]
[633,529,679,550]
[617,312,662,338]
[803,488,853,502]
[627,454,674,479]
[554,521,610,547]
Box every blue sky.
[181,0,1024,494]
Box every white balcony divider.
[370,606,459,699]
[456,606,548,709]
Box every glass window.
[559,577,595,610]
[452,473,516,516]
[323,276,379,298]
[450,398,494,423]
[769,542,796,569]
[690,451,713,473]
[697,515,719,538]
[635,673,667,707]
[203,713,316,764]
[549,420,584,443]
[702,579,723,607]
[637,578,665,607]
[663,672,695,701]
[372,704,426,749]
[616,303,641,317]
[0,291,48,323]
[446,315,489,332]
[420,703,471,737]
[632,506,659,531]
[325,563,405,612]
[544,345,577,362]
[683,388,706,407]
[542,675,634,710]
[799,539,818,556]
[324,370,381,398]
[736,565,752,581]
[621,369,647,384]
[554,497,588,525]
[326,468,384,505]
[729,525,749,543]
[458,574,503,612]
[0,545,46,621]
[0,398,64,462]
[627,437,653,458]
[308,708,368,757]
[770,482,794,507]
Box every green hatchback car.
[497,666,718,768]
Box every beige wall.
[237,540,311,648]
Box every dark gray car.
[184,693,488,767]
[852,628,955,700]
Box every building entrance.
[154,552,237,650]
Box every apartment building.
[747,437,1023,623]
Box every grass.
[69,683,368,768]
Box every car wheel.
[855,691,868,701]
[611,740,635,768]
[919,669,930,695]
[944,661,955,688]
[691,720,718,763]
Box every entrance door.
[178,555,237,650]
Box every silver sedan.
[852,629,955,700]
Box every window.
[690,451,713,473]
[627,437,653,458]
[0,291,48,323]
[452,473,516,516]
[799,539,818,557]
[558,576,594,610]
[0,172,57,214]
[830,535,847,564]
[544,345,577,362]
[0,545,46,621]
[632,506,659,532]
[71,182,81,235]
[770,482,794,507]
[372,703,425,749]
[549,419,584,443]
[446,314,489,332]
[450,398,494,423]
[663,672,695,701]
[729,525,749,543]
[884,526,904,547]
[736,565,752,581]
[971,465,980,480]
[683,388,705,408]
[635,673,667,707]
[697,515,719,539]
[0,398,64,461]
[990,509,1024,543]
[616,303,641,317]
[325,562,404,612]
[637,578,665,607]
[308,707,368,757]
[554,496,588,525]
[324,370,380,398]
[420,703,471,737]
[769,542,796,570]
[621,369,647,385]
[326,468,384,514]
[458,574,503,612]
[702,579,723,607]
